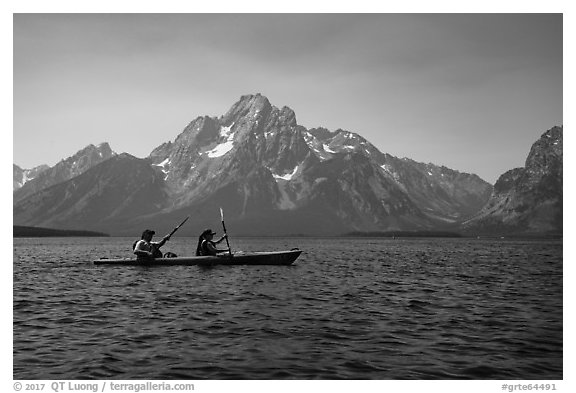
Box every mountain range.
[13,94,562,237]
[13,143,116,202]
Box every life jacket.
[200,240,216,256]
[133,239,162,258]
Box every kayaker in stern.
[134,229,170,260]
[195,229,229,256]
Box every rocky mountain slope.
[14,143,115,203]
[13,153,167,233]
[462,126,562,236]
[13,164,49,191]
[14,94,496,236]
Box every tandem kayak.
[93,249,302,266]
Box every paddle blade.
[220,207,224,222]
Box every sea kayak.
[93,249,302,266]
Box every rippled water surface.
[13,237,562,379]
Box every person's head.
[141,229,155,242]
[202,229,217,240]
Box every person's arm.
[134,240,153,257]
[208,241,230,256]
[153,235,170,249]
[215,234,227,244]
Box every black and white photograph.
[9,4,567,390]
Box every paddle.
[166,216,189,239]
[220,208,232,256]
[153,216,190,258]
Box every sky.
[13,13,563,184]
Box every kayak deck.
[94,249,302,266]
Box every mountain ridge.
[13,164,50,191]
[462,126,562,235]
[14,142,116,203]
[13,93,558,236]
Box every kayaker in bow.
[134,229,170,260]
[195,229,229,256]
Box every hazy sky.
[13,13,562,184]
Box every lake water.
[13,237,562,380]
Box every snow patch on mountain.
[17,172,31,188]
[303,132,332,161]
[272,165,299,181]
[311,147,332,161]
[154,158,171,179]
[207,139,235,158]
[303,131,314,142]
[207,124,236,158]
[323,144,336,153]
[156,158,171,167]
[220,122,235,138]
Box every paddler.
[134,229,170,260]
[195,229,228,256]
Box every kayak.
[93,249,302,266]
